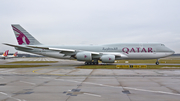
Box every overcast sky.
[0,0,180,53]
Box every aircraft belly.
[116,52,169,60]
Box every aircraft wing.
[27,45,101,55]
[27,46,127,57]
[4,43,127,58]
[27,46,75,52]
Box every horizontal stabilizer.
[3,43,33,50]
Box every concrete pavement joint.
[55,78,180,96]
[83,93,101,97]
[0,92,22,101]
[19,81,36,85]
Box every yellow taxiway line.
[32,66,76,76]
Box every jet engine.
[100,55,115,63]
[76,52,92,61]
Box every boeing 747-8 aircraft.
[4,24,175,65]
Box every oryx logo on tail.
[12,25,30,45]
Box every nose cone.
[172,50,175,54]
[166,47,175,55]
[169,48,175,54]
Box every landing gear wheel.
[93,59,99,65]
[155,59,160,65]
[155,61,159,65]
[95,62,98,65]
[85,61,99,65]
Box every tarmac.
[0,58,180,101]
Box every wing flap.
[49,48,75,52]
[102,52,128,58]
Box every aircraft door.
[139,43,143,57]
[153,49,156,54]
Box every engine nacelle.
[76,52,92,61]
[100,55,115,63]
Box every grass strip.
[115,59,180,64]
[0,65,49,68]
[77,65,180,69]
[7,61,58,64]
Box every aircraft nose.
[169,49,175,55]
[165,49,175,56]
[165,47,175,55]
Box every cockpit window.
[161,44,165,46]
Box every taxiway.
[0,58,180,101]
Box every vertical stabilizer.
[11,24,41,45]
[3,50,9,56]
[13,52,18,57]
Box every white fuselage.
[15,43,175,60]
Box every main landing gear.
[85,59,99,65]
[85,61,98,65]
[155,59,159,65]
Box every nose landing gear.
[155,59,159,65]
